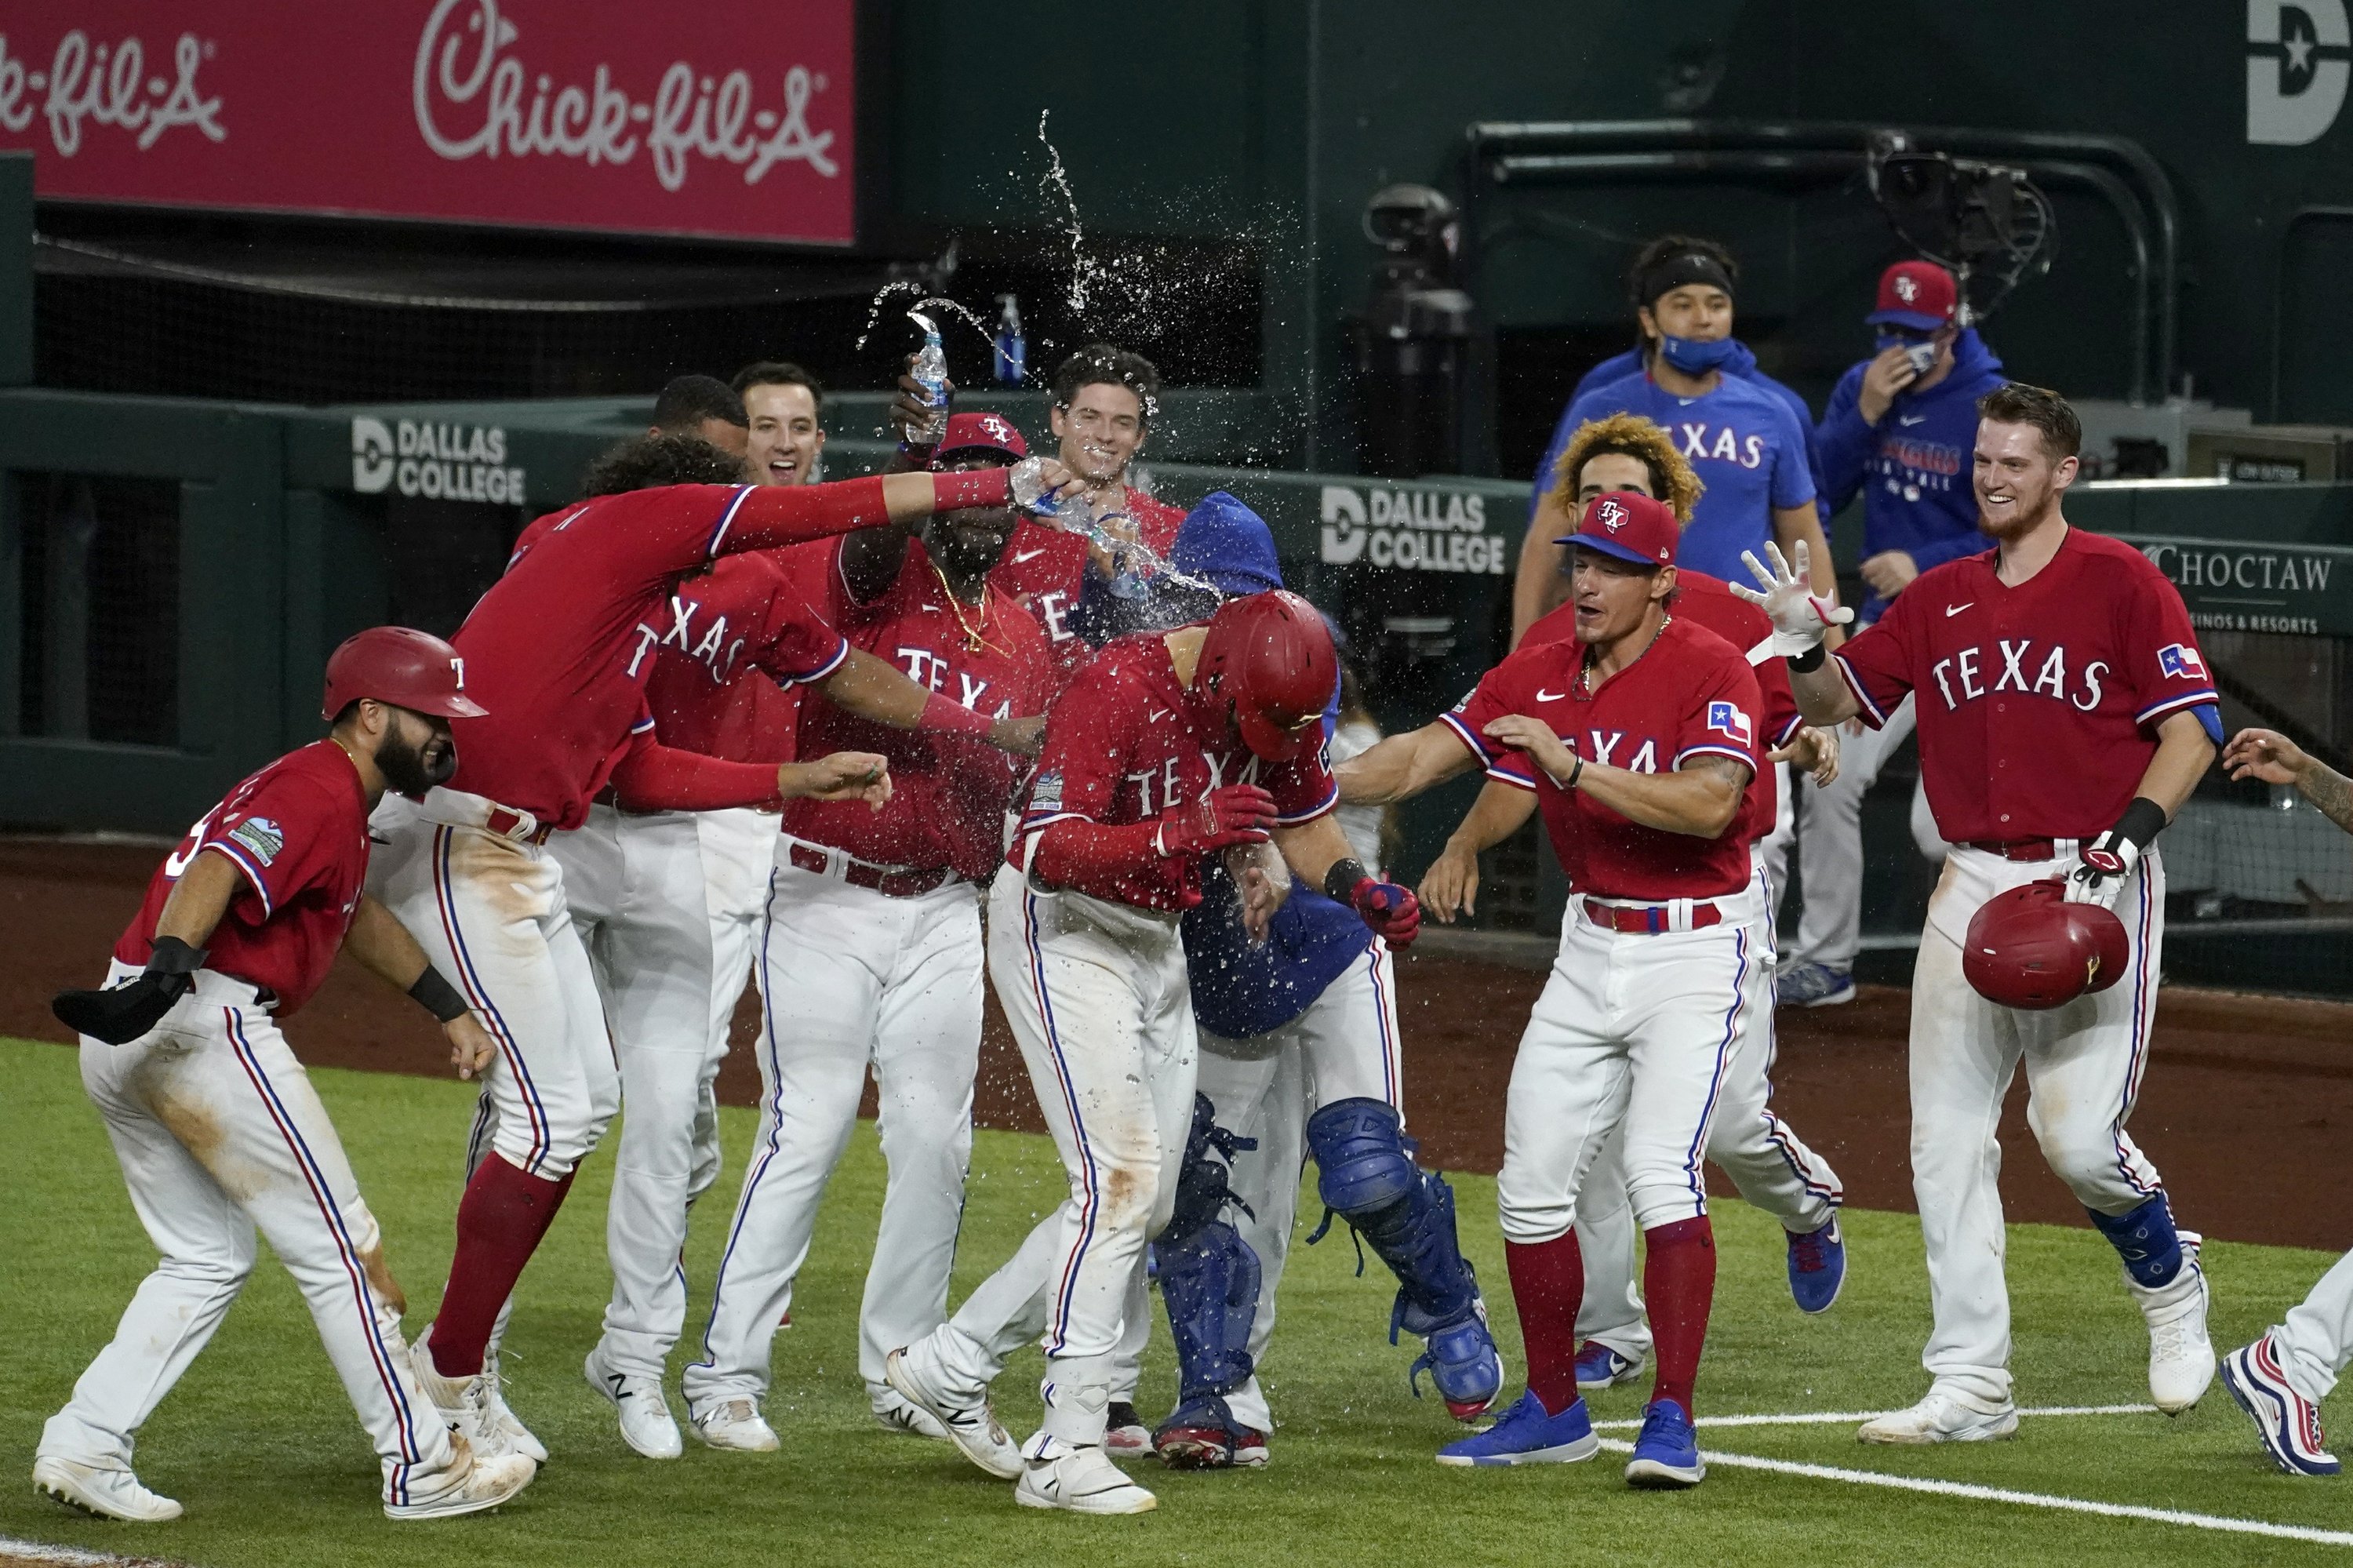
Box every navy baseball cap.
[1555,492,1677,569]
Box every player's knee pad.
[1304,1097,1417,1217]
[1158,1217,1262,1401]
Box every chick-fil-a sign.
[0,0,856,245]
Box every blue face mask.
[1657,333,1741,375]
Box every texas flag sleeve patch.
[1705,700,1754,748]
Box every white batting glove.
[1730,540,1853,656]
[2064,831,2140,908]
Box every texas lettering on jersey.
[1668,420,1771,471]
[892,645,1016,719]
[1922,635,2110,715]
[630,591,751,684]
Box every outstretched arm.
[1421,780,1540,923]
[1486,712,1747,839]
[1336,722,1481,806]
[343,895,496,1080]
[2227,728,2353,834]
[816,648,1042,756]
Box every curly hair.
[579,431,746,498]
[1544,413,1707,526]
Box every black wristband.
[1788,644,1827,674]
[144,936,207,977]
[1323,857,1371,903]
[409,966,471,1024]
[2109,795,2170,849]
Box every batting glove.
[2065,830,2140,909]
[1348,877,1422,948]
[1155,784,1277,858]
[1730,540,1853,656]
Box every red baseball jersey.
[1446,616,1763,900]
[449,479,886,828]
[114,740,371,1016]
[1832,528,2218,842]
[1523,568,1798,839]
[786,537,1053,880]
[991,486,1186,683]
[1014,628,1338,911]
[640,552,849,762]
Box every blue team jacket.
[1542,340,1826,518]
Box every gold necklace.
[931,559,1013,657]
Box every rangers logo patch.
[1705,701,1754,748]
[1594,497,1630,532]
[2156,642,2207,680]
[227,817,285,866]
[1894,273,1919,302]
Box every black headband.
[1638,252,1736,307]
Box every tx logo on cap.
[1893,273,1919,302]
[1595,497,1630,532]
[981,415,1013,442]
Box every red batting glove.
[1349,876,1421,948]
[1155,784,1276,858]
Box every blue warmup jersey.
[1180,691,1373,1040]
[1559,371,1817,583]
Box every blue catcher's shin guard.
[1304,1097,1503,1420]
[1158,1095,1263,1406]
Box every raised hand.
[1731,540,1853,655]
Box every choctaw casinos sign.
[0,0,855,245]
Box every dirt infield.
[5,836,2348,1251]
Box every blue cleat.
[1776,962,1855,1008]
[2222,1333,2342,1476]
[1624,1399,1705,1488]
[1435,1391,1598,1468]
[1787,1218,1846,1314]
[1574,1340,1647,1391]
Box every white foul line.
[1589,1402,2158,1431]
[0,1537,151,1567]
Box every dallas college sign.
[1318,484,1511,574]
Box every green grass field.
[6,1034,2353,1566]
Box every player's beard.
[376,726,456,795]
[1979,476,2059,541]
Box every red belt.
[484,806,552,846]
[787,842,954,899]
[1965,839,2060,861]
[1582,897,1723,934]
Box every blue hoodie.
[1540,340,1827,520]
[1814,328,2006,623]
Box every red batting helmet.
[1962,879,2129,1010]
[322,627,489,722]
[1194,590,1337,762]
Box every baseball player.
[886,591,1417,1515]
[1339,491,1769,1489]
[1425,423,1847,1395]
[36,629,537,1522]
[2214,727,2353,1475]
[363,449,1079,1460]
[1077,493,1493,1471]
[1781,260,2002,1010]
[648,374,751,461]
[498,434,1042,1460]
[680,413,1053,1450]
[1754,383,2222,1442]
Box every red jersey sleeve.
[1754,644,1803,747]
[2114,558,2222,736]
[204,774,347,922]
[1673,658,1765,782]
[1264,736,1339,825]
[1829,594,1918,728]
[723,559,852,686]
[1440,649,1543,777]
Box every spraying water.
[1038,111,1111,320]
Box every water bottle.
[1096,511,1151,599]
[908,311,950,443]
[992,294,1027,385]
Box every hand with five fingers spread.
[1731,540,1853,657]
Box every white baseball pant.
[683,839,982,1413]
[1498,879,1766,1246]
[912,864,1197,1451]
[1790,696,1948,970]
[1909,844,2168,1403]
[2268,1250,2353,1404]
[1110,940,1404,1429]
[39,967,460,1507]
[547,802,772,1382]
[367,789,619,1182]
[1576,868,1842,1359]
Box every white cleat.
[1857,1388,2020,1445]
[33,1455,182,1523]
[586,1346,683,1459]
[483,1347,547,1464]
[2129,1237,2217,1414]
[689,1397,780,1453]
[384,1434,538,1521]
[885,1343,1023,1480]
[1015,1444,1158,1515]
[409,1329,517,1460]
[871,1388,951,1441]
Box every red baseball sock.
[1643,1215,1716,1414]
[427,1154,576,1378]
[1505,1232,1584,1416]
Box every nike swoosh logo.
[1535,688,1569,702]
[1147,708,1173,722]
[1946,602,1973,617]
[1013,548,1049,563]
[1898,414,1927,426]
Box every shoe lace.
[1791,1228,1832,1274]
[2148,1311,2201,1362]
